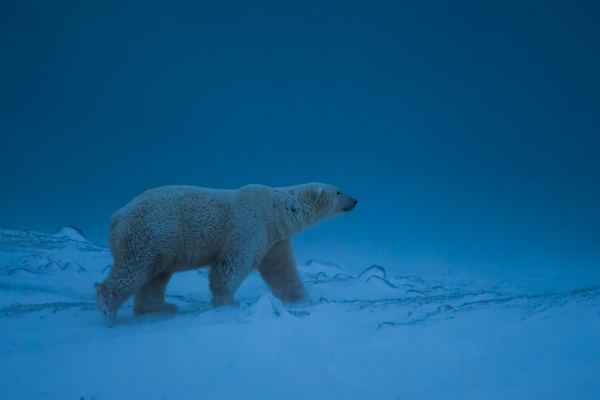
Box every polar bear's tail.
[94,282,117,325]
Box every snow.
[1,227,599,399]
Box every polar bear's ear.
[303,185,323,203]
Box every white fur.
[94,183,357,323]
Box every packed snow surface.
[1,227,599,399]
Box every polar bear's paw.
[211,296,238,307]
[163,302,179,314]
[134,301,179,316]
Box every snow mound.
[38,261,63,274]
[62,262,86,274]
[357,265,386,280]
[52,226,88,242]
[236,293,293,323]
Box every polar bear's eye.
[291,207,296,213]
[337,191,340,195]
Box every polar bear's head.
[271,183,357,239]
[299,183,357,223]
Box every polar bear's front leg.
[94,257,154,324]
[258,239,310,303]
[209,250,255,307]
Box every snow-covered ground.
[1,227,599,399]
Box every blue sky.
[1,1,599,283]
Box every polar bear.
[94,183,357,323]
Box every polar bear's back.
[109,185,236,269]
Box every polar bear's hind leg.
[209,249,256,307]
[133,272,177,315]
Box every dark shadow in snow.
[333,273,353,281]
[357,265,386,279]
[1,301,95,317]
[366,275,396,288]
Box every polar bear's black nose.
[354,200,358,205]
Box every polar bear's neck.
[269,187,319,241]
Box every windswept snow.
[236,293,294,323]
[1,227,599,399]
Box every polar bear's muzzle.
[342,197,358,212]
